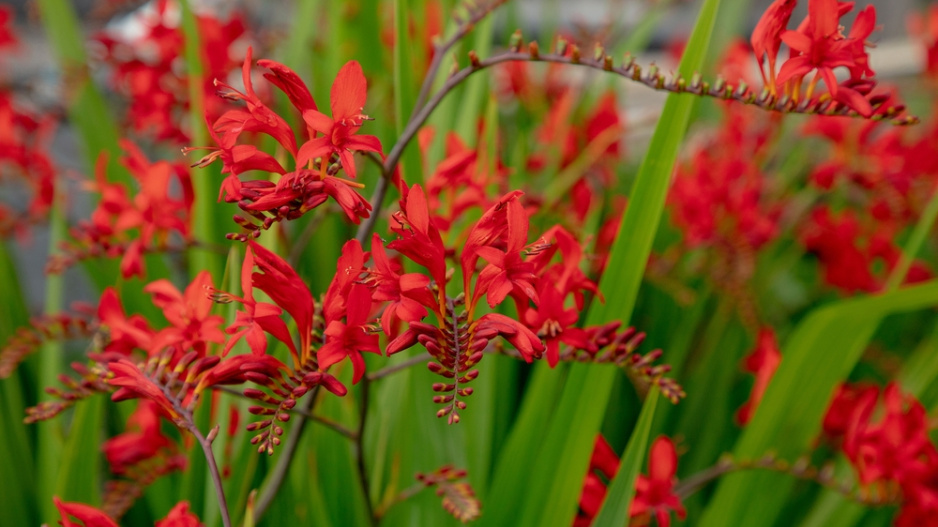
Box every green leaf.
[592,388,660,524]
[698,280,938,527]
[394,0,423,184]
[0,244,36,526]
[53,395,105,509]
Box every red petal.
[649,436,678,481]
[296,136,333,168]
[302,109,334,136]
[331,61,367,120]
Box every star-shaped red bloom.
[630,437,686,527]
[298,61,384,179]
[318,283,380,384]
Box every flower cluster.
[0,9,57,239]
[798,114,938,293]
[48,141,194,279]
[95,0,250,142]
[54,497,201,527]
[188,48,383,239]
[575,435,685,527]
[752,0,883,116]
[822,383,938,524]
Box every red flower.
[752,0,881,116]
[318,283,380,384]
[523,281,594,367]
[751,0,797,88]
[575,436,621,526]
[736,328,782,425]
[322,238,369,325]
[155,501,203,527]
[102,400,173,475]
[630,437,686,527]
[249,241,316,354]
[96,288,154,356]
[389,184,448,288]
[145,271,225,356]
[367,234,436,338]
[298,61,384,179]
[108,359,179,421]
[213,47,298,156]
[219,247,296,358]
[0,5,17,50]
[53,497,118,527]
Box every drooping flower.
[102,400,174,475]
[751,0,797,87]
[574,435,621,526]
[217,246,296,359]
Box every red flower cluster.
[822,383,938,525]
[801,206,930,293]
[54,497,201,527]
[752,0,881,116]
[96,0,249,142]
[575,435,685,527]
[189,48,384,238]
[0,29,57,240]
[49,141,193,279]
[670,106,780,253]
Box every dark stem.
[672,455,897,507]
[353,1,511,245]
[189,425,232,527]
[157,377,232,527]
[251,386,320,522]
[354,378,377,525]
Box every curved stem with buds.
[356,37,918,244]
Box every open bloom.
[630,437,686,527]
[752,0,881,116]
[298,60,384,179]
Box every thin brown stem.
[189,425,232,527]
[157,380,231,527]
[673,455,897,507]
[354,1,510,245]
[357,45,915,244]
